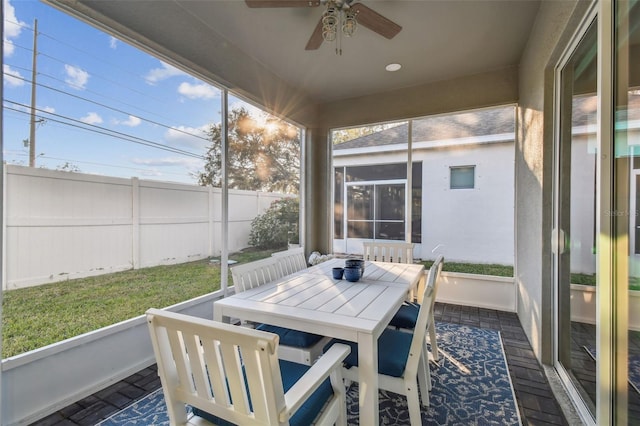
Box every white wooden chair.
[325,258,438,425]
[362,241,415,264]
[272,247,308,276]
[390,255,444,369]
[231,256,283,293]
[146,308,350,426]
[231,256,329,365]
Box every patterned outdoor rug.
[583,346,640,394]
[98,322,521,425]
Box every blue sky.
[2,0,259,184]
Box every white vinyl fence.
[3,165,287,290]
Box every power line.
[5,21,194,112]
[2,72,212,144]
[5,151,199,179]
[5,37,218,152]
[4,102,204,159]
[3,17,222,177]
[5,62,199,137]
[6,19,169,96]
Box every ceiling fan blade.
[245,0,320,7]
[351,3,402,39]
[305,17,324,50]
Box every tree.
[196,107,300,193]
[331,123,404,145]
[55,161,81,172]
[248,197,299,249]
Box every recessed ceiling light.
[385,63,402,72]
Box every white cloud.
[3,0,26,57]
[178,82,218,100]
[144,62,186,85]
[3,64,24,87]
[109,36,118,49]
[64,64,90,90]
[165,125,210,149]
[41,106,55,114]
[116,115,142,127]
[81,112,103,125]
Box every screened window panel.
[334,168,344,239]
[346,163,406,182]
[376,184,405,220]
[375,222,405,240]
[348,221,373,239]
[347,185,373,220]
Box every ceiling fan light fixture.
[342,9,357,37]
[321,1,357,44]
[322,5,338,41]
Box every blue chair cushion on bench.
[388,302,420,329]
[324,329,412,378]
[256,323,324,348]
[191,359,333,426]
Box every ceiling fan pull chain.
[337,10,342,55]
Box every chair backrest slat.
[201,339,230,406]
[427,255,444,314]
[231,256,283,293]
[272,246,307,275]
[362,241,414,263]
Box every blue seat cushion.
[324,329,413,378]
[192,359,333,426]
[388,302,420,329]
[256,324,324,348]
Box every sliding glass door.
[614,1,640,423]
[555,2,640,422]
[554,18,598,419]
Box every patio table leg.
[358,332,379,426]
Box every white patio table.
[213,258,425,426]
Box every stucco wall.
[334,141,515,264]
[516,0,585,363]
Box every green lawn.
[422,260,514,277]
[2,248,274,359]
[5,253,637,359]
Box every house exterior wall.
[333,140,515,265]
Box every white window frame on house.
[450,165,476,189]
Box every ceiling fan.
[245,0,402,51]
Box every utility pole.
[28,19,38,167]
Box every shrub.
[249,197,300,249]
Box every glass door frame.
[551,5,599,423]
[552,1,630,423]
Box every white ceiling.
[47,0,542,104]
